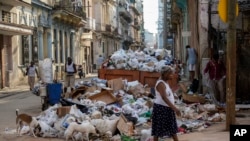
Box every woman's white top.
[28,66,36,77]
[66,62,74,73]
[154,79,175,107]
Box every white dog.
[90,111,102,119]
[90,118,119,136]
[64,121,98,141]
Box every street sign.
[218,0,239,23]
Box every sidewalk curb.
[0,90,29,99]
[0,74,98,99]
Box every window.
[32,29,38,63]
[22,35,29,66]
[102,42,104,53]
[53,29,58,63]
[60,30,63,63]
[2,11,11,23]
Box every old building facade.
[0,0,34,87]
[0,0,144,88]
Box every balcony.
[52,0,86,26]
[105,24,111,32]
[118,3,132,23]
[132,25,140,31]
[85,17,96,30]
[129,4,140,15]
[134,18,139,25]
[0,10,33,35]
[0,0,31,7]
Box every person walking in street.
[186,45,198,82]
[26,61,39,91]
[64,57,77,93]
[204,54,226,105]
[151,66,181,141]
[77,65,84,79]
[97,55,104,69]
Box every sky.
[143,0,159,34]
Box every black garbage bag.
[60,98,88,113]
[123,113,138,125]
[190,79,199,93]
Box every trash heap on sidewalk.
[10,76,226,141]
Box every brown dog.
[16,109,40,137]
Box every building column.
[29,35,32,62]
[67,31,70,58]
[56,28,61,79]
[62,30,67,62]
[38,27,44,60]
[70,30,75,60]
[46,29,52,58]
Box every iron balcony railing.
[54,0,86,19]
[1,11,17,24]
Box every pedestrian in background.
[186,45,198,82]
[151,66,181,141]
[77,65,84,79]
[64,57,77,93]
[26,61,39,91]
[97,55,104,69]
[204,54,226,105]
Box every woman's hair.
[161,66,174,80]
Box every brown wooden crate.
[139,71,161,88]
[98,69,140,82]
[88,90,117,105]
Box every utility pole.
[226,0,237,130]
[163,0,168,49]
[208,0,212,58]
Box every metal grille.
[1,11,17,24]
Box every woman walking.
[151,66,181,141]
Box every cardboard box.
[107,78,124,91]
[89,90,117,105]
[117,114,134,136]
[57,106,71,118]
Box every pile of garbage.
[13,77,227,141]
[107,48,172,72]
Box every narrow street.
[0,76,96,141]
[0,75,249,141]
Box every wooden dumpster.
[98,69,179,89]
[139,71,161,88]
[139,71,178,88]
[98,69,140,82]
